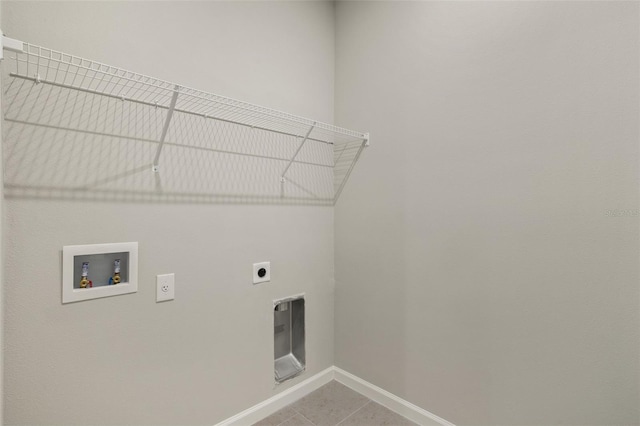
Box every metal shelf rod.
[8,73,335,146]
[3,119,333,169]
[10,52,364,139]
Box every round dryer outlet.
[253,262,270,284]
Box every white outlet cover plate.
[156,273,175,302]
[253,262,270,284]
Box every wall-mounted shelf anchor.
[0,32,25,61]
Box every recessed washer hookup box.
[62,242,138,303]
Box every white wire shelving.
[1,36,368,205]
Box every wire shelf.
[2,41,368,205]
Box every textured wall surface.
[2,2,335,424]
[334,2,640,425]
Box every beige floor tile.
[338,401,417,426]
[290,381,370,426]
[253,406,297,426]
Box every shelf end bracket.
[0,32,25,61]
[333,137,369,205]
[152,85,180,172]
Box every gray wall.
[0,1,4,422]
[334,2,640,425]
[2,1,335,424]
[4,2,640,425]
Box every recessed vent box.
[274,295,305,384]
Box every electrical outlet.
[156,273,175,302]
[253,262,270,284]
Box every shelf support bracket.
[0,32,25,61]
[152,85,180,172]
[333,135,370,204]
[281,122,316,182]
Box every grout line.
[290,405,316,426]
[296,410,317,425]
[334,400,372,426]
[272,411,298,426]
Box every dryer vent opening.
[274,296,305,383]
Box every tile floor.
[253,381,417,426]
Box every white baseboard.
[214,367,335,426]
[214,366,454,426]
[333,367,454,426]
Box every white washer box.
[62,242,138,304]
